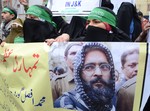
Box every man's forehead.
[68,45,82,52]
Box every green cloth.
[88,7,116,27]
[26,5,56,27]
[2,7,15,15]
[14,37,24,43]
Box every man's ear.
[11,14,15,19]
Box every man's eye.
[84,65,95,71]
[101,65,109,71]
[128,65,135,68]
[70,52,77,56]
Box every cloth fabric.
[117,2,142,41]
[68,16,87,40]
[5,18,24,43]
[88,7,116,28]
[51,69,75,101]
[54,90,115,111]
[116,76,136,111]
[101,0,114,10]
[23,18,59,42]
[74,26,131,42]
[1,20,13,39]
[83,26,110,41]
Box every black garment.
[68,16,86,40]
[101,0,114,10]
[73,26,131,42]
[84,26,110,41]
[1,22,12,38]
[53,16,69,34]
[144,96,150,111]
[23,18,59,43]
[117,2,142,41]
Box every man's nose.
[134,64,138,72]
[93,66,103,76]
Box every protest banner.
[0,42,149,111]
[0,43,52,111]
[47,0,101,16]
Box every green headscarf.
[26,5,56,27]
[88,7,116,27]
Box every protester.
[23,5,59,43]
[1,6,17,40]
[117,2,142,41]
[74,7,131,42]
[54,42,116,111]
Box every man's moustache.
[90,77,113,87]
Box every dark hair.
[121,48,139,67]
[137,11,143,17]
[64,43,83,57]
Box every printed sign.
[47,0,101,16]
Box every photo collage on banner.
[0,42,149,111]
[49,42,147,111]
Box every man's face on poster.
[122,53,139,80]
[65,45,82,71]
[81,50,114,103]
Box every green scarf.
[88,7,116,27]
[26,5,56,28]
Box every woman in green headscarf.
[23,5,59,43]
[75,7,131,42]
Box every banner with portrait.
[0,42,149,111]
[49,42,147,111]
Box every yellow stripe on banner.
[133,43,147,111]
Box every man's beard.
[82,77,114,104]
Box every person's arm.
[135,22,150,42]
